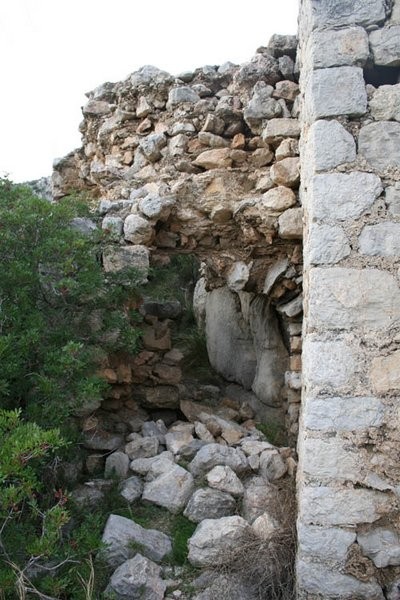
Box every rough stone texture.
[278,207,303,239]
[307,67,367,120]
[183,488,236,523]
[308,0,387,29]
[308,268,400,331]
[306,223,350,265]
[370,84,400,122]
[299,487,393,526]
[303,397,385,431]
[309,172,382,221]
[297,524,356,561]
[359,222,400,257]
[251,512,279,541]
[189,443,248,478]
[105,554,166,600]
[297,560,385,600]
[259,450,287,481]
[359,122,400,172]
[263,118,300,143]
[206,465,244,497]
[358,528,400,568]
[370,26,400,66]
[307,120,356,172]
[119,476,143,503]
[101,514,172,567]
[102,245,149,277]
[270,157,300,188]
[142,464,194,514]
[188,516,252,567]
[370,350,400,393]
[303,338,358,389]
[302,437,359,480]
[386,185,400,215]
[309,27,369,69]
[242,476,277,523]
[262,186,296,211]
[105,451,130,478]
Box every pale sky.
[0,0,298,182]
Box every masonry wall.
[297,0,400,598]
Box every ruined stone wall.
[297,0,400,598]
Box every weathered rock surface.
[142,464,194,513]
[188,516,253,566]
[105,554,167,599]
[184,488,236,523]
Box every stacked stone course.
[298,0,400,597]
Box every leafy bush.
[0,178,142,426]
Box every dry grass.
[208,480,297,600]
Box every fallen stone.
[188,516,252,567]
[252,512,280,541]
[125,436,159,460]
[167,86,201,106]
[165,430,194,455]
[184,488,236,523]
[105,554,167,600]
[101,514,172,567]
[189,443,248,477]
[206,465,244,497]
[242,476,278,523]
[71,484,104,508]
[119,476,143,503]
[105,451,130,478]
[259,450,287,481]
[129,452,175,476]
[142,464,194,514]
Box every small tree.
[0,178,142,425]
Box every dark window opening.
[364,65,400,86]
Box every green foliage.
[169,515,197,565]
[255,421,287,446]
[0,178,142,425]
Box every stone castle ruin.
[53,0,400,597]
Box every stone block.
[386,185,400,215]
[359,222,400,256]
[306,223,350,265]
[124,214,153,244]
[370,350,400,394]
[262,118,300,144]
[309,172,382,220]
[303,396,385,431]
[308,0,387,29]
[309,27,369,68]
[370,26,400,66]
[278,207,303,239]
[299,486,392,526]
[307,120,356,172]
[297,560,385,599]
[298,523,356,561]
[307,67,367,120]
[102,245,149,279]
[358,527,400,568]
[303,338,358,389]
[308,268,400,331]
[370,84,400,122]
[302,437,359,480]
[359,122,400,172]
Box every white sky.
[0,0,298,182]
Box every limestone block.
[102,215,123,240]
[189,443,248,478]
[299,487,392,526]
[198,132,229,148]
[275,138,299,161]
[105,554,166,600]
[188,516,252,567]
[262,118,300,144]
[123,214,153,244]
[308,268,400,331]
[309,172,382,221]
[308,67,367,120]
[278,207,303,239]
[262,186,296,211]
[297,560,385,599]
[206,465,244,497]
[370,84,400,121]
[303,339,357,389]
[307,120,356,172]
[167,86,201,106]
[386,185,400,215]
[309,0,387,29]
[142,464,194,514]
[183,488,236,523]
[391,0,400,24]
[194,148,232,170]
[270,157,300,188]
[298,523,356,561]
[302,437,359,480]
[242,476,278,523]
[358,528,400,568]
[359,222,400,256]
[307,223,350,265]
[309,26,369,68]
[303,396,385,431]
[370,26,400,66]
[370,350,400,393]
[101,514,172,567]
[359,122,400,172]
[139,133,167,162]
[102,245,149,278]
[138,194,175,220]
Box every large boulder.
[101,514,172,568]
[142,464,194,513]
